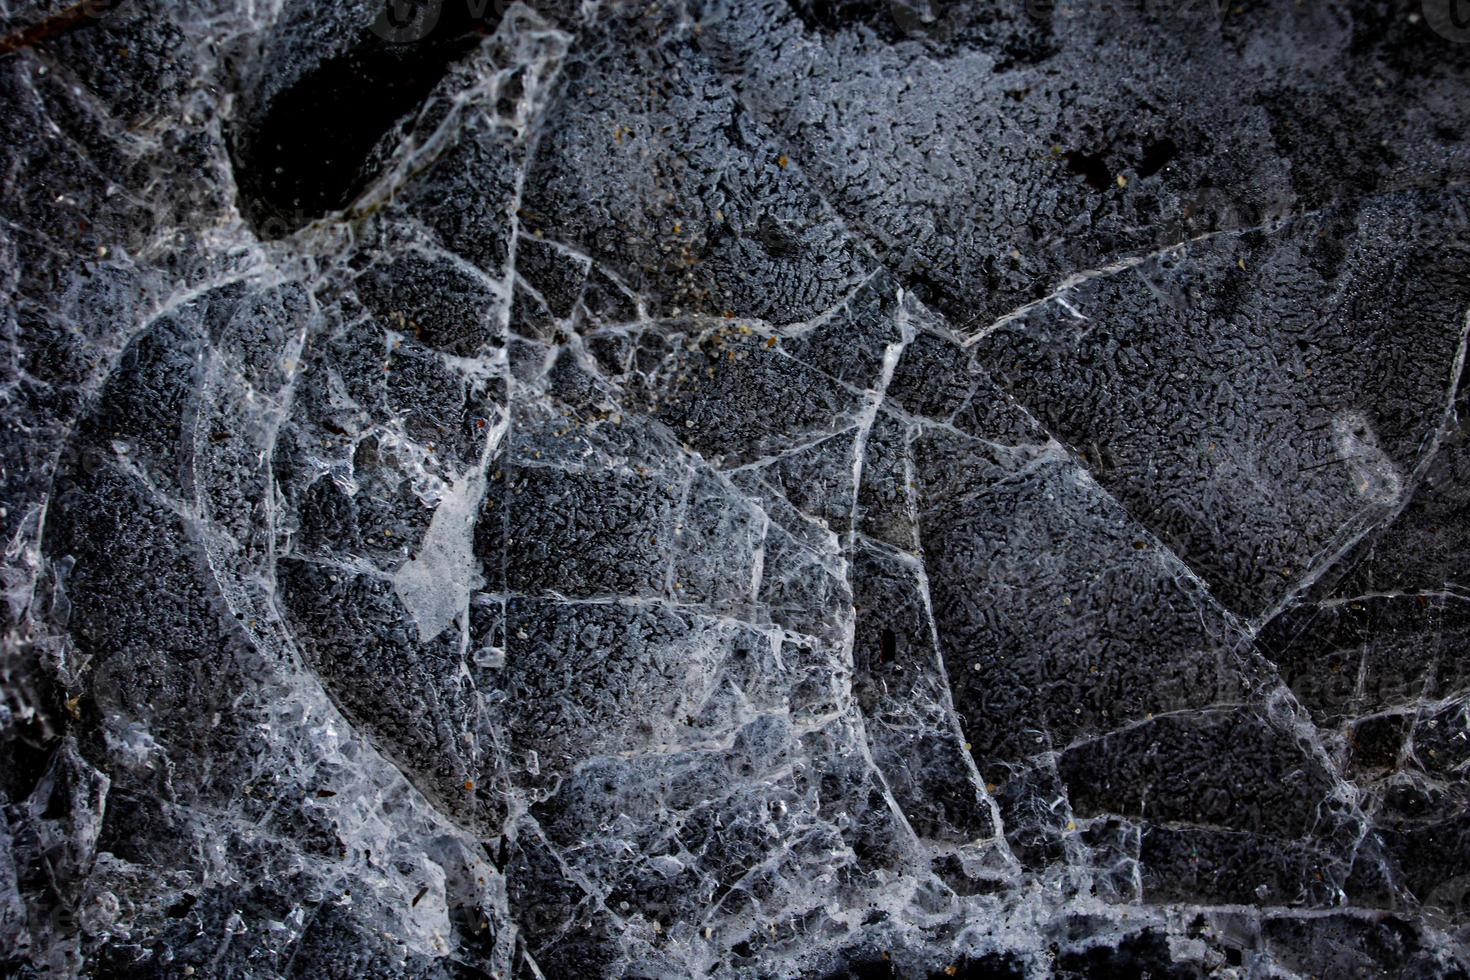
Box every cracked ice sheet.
[1255,350,1470,923]
[4,0,1470,978]
[695,0,1470,329]
[967,188,1470,624]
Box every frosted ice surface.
[2,0,1470,977]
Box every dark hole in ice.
[757,212,801,257]
[40,786,68,821]
[1063,149,1112,191]
[788,0,916,43]
[1137,137,1178,178]
[826,959,895,980]
[928,953,1027,979]
[231,1,501,238]
[164,894,197,919]
[878,627,897,663]
[495,64,525,117]
[1055,929,1179,978]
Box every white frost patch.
[1333,412,1403,505]
[394,469,487,642]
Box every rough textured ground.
[2,0,1470,976]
